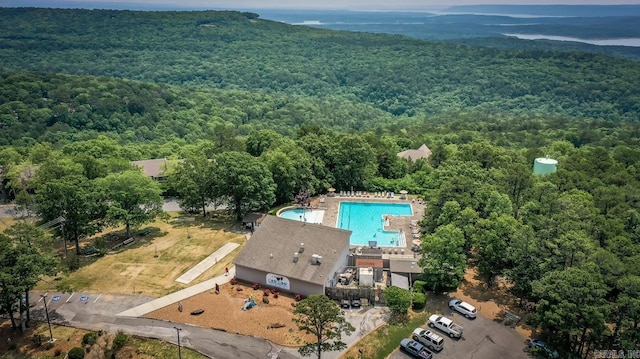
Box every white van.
[412,328,445,351]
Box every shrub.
[263,288,270,296]
[295,294,303,301]
[230,277,238,285]
[252,283,260,290]
[31,334,46,347]
[82,332,97,345]
[112,331,128,351]
[412,292,426,310]
[54,348,63,356]
[68,347,85,359]
[413,280,427,293]
[43,341,55,350]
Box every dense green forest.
[0,8,640,134]
[1,7,640,359]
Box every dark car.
[340,299,351,309]
[351,299,361,308]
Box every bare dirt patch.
[145,281,315,347]
[454,267,532,339]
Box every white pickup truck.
[428,314,463,338]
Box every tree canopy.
[292,295,355,359]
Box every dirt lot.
[145,281,315,347]
[454,267,533,339]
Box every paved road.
[0,204,21,218]
[0,199,223,218]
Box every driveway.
[389,296,531,359]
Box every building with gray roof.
[397,144,432,162]
[233,215,351,296]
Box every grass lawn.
[341,311,430,359]
[128,336,206,359]
[0,216,15,232]
[37,213,246,297]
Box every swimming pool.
[337,202,413,246]
[278,207,325,224]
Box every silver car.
[448,299,477,319]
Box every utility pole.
[40,294,54,342]
[173,327,182,359]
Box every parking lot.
[390,298,531,359]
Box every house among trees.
[397,144,432,162]
[131,158,172,181]
[233,215,351,296]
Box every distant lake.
[504,34,640,47]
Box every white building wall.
[235,265,323,296]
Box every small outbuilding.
[242,212,266,232]
[233,215,352,296]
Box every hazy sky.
[58,0,640,9]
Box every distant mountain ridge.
[446,5,640,17]
[0,7,639,146]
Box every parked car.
[351,299,361,308]
[340,299,350,309]
[528,339,559,358]
[428,314,463,338]
[399,339,433,359]
[412,328,444,351]
[448,299,477,319]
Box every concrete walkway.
[117,266,236,317]
[175,242,239,284]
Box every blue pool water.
[337,202,413,246]
[279,208,325,224]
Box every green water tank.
[533,157,558,175]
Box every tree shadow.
[457,269,538,335]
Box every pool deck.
[317,194,425,250]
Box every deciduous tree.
[418,224,466,292]
[292,295,355,359]
[211,151,276,220]
[96,170,163,238]
[0,223,57,332]
[384,285,413,318]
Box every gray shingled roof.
[234,215,351,286]
[131,158,168,178]
[397,144,432,161]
